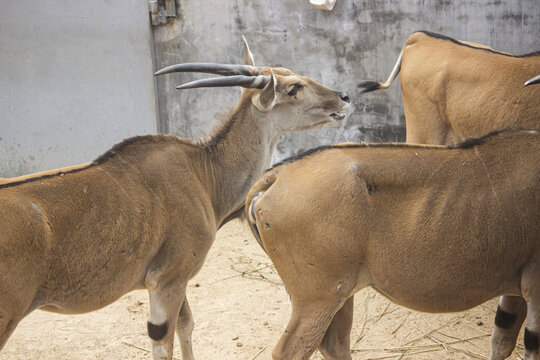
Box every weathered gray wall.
[0,1,157,177]
[154,0,539,161]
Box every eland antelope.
[0,39,350,360]
[358,31,540,145]
[247,128,540,360]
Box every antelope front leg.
[176,297,195,360]
[147,285,187,360]
[318,296,353,360]
[272,297,345,360]
[0,283,33,351]
[0,311,20,352]
[489,295,527,360]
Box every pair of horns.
[154,37,271,90]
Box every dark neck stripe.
[270,127,534,169]
[0,115,241,190]
[270,143,445,169]
[0,134,171,190]
[197,109,240,150]
[418,30,540,58]
[0,163,96,189]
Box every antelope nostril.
[339,92,350,103]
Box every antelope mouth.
[330,111,346,121]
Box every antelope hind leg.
[147,284,187,360]
[489,295,527,360]
[272,297,345,360]
[176,296,195,360]
[318,296,353,360]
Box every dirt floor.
[1,221,524,360]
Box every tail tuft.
[357,81,381,94]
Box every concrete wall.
[153,0,540,162]
[2,1,537,176]
[0,1,157,177]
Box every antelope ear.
[242,35,255,66]
[253,70,277,112]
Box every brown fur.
[359,31,540,145]
[246,128,540,360]
[0,50,350,359]
[347,32,540,359]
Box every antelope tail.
[357,47,404,94]
[245,171,278,253]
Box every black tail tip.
[357,81,381,94]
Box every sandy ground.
[1,221,524,360]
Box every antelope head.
[154,37,350,133]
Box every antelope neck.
[202,102,283,224]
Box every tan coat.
[359,31,540,145]
[0,57,350,360]
[247,129,540,360]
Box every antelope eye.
[287,84,303,96]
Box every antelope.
[246,128,540,360]
[358,31,540,145]
[0,39,350,360]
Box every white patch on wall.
[310,0,338,11]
